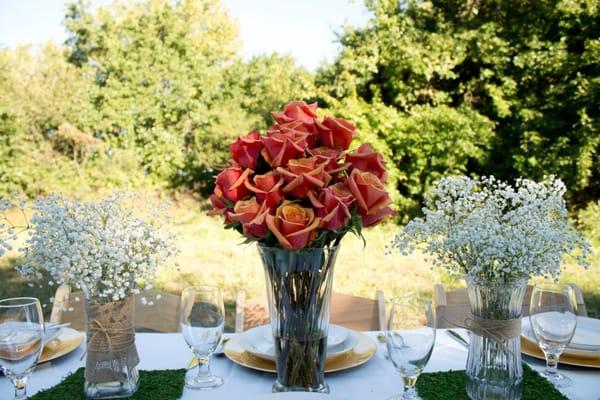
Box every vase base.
[272,380,329,394]
[84,378,139,399]
[466,376,522,400]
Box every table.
[1,330,599,399]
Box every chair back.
[237,290,386,332]
[50,285,181,333]
[433,283,587,329]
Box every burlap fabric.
[438,305,522,344]
[84,293,139,383]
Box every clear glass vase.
[258,244,339,393]
[465,277,527,400]
[83,286,140,399]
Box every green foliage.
[319,0,599,217]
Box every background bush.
[0,0,598,220]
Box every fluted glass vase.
[83,286,140,399]
[465,277,527,400]
[258,244,339,393]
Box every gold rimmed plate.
[223,331,377,374]
[40,327,84,363]
[521,337,600,369]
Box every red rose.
[276,120,318,148]
[261,130,309,167]
[346,144,388,182]
[245,171,284,208]
[277,157,332,200]
[313,183,354,231]
[229,198,270,239]
[272,101,318,125]
[207,167,252,218]
[266,201,321,249]
[229,131,264,170]
[308,146,348,174]
[348,169,394,227]
[316,117,357,150]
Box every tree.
[319,0,599,216]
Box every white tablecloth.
[1,330,599,399]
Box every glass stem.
[13,377,27,400]
[545,352,559,376]
[402,375,419,399]
[196,355,211,379]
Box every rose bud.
[266,201,321,249]
[346,143,388,182]
[313,185,353,231]
[309,147,348,174]
[229,131,264,170]
[316,117,357,150]
[277,157,332,199]
[348,169,394,227]
[245,171,284,208]
[261,130,309,167]
[272,101,318,125]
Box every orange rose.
[266,201,321,249]
[261,129,309,167]
[272,101,318,125]
[316,117,357,150]
[346,144,388,182]
[308,147,348,174]
[348,169,394,227]
[245,171,284,208]
[229,131,264,170]
[277,157,332,200]
[312,183,355,230]
[208,167,252,218]
[229,198,270,239]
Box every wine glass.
[529,283,577,388]
[180,286,224,390]
[386,296,436,400]
[0,297,45,400]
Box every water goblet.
[180,285,224,390]
[529,283,577,388]
[386,296,436,400]
[0,297,45,399]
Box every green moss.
[416,364,567,400]
[29,368,186,400]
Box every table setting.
[1,101,599,400]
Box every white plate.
[522,316,600,355]
[240,324,358,362]
[244,393,348,400]
[263,324,348,348]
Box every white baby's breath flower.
[390,176,592,282]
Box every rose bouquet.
[208,100,394,248]
[208,101,394,392]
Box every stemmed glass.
[529,283,578,388]
[180,285,224,390]
[0,297,45,400]
[386,297,436,400]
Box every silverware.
[447,329,470,349]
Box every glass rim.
[257,243,340,251]
[182,285,221,293]
[533,282,572,292]
[0,297,41,308]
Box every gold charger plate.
[223,331,377,374]
[40,327,84,363]
[521,337,600,369]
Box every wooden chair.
[235,290,386,333]
[433,283,588,329]
[50,284,181,333]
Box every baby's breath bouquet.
[391,175,591,400]
[391,175,591,282]
[14,192,178,398]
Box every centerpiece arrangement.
[17,192,178,399]
[391,176,591,400]
[209,100,394,392]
